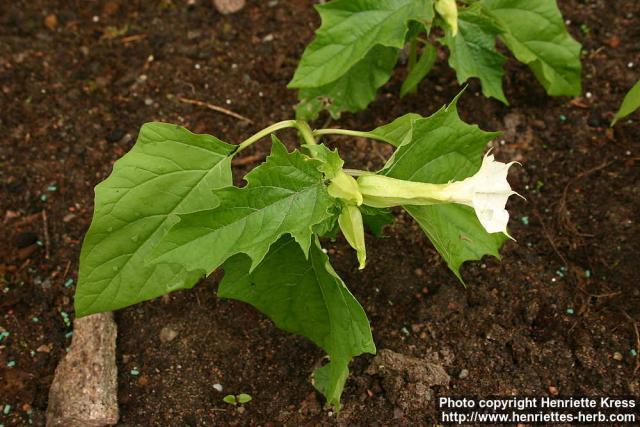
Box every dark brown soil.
[1,0,639,426]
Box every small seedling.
[223,394,252,405]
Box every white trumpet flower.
[357,153,520,236]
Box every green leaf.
[75,123,234,316]
[442,4,507,103]
[612,80,640,126]
[219,237,375,409]
[482,0,582,96]
[360,205,394,237]
[290,0,434,119]
[400,43,437,98]
[369,113,423,147]
[223,395,237,405]
[295,46,399,120]
[289,0,434,88]
[149,140,337,275]
[381,97,507,279]
[303,144,344,179]
[236,393,252,404]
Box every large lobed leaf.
[75,123,234,316]
[289,0,434,119]
[380,96,508,279]
[482,0,582,96]
[442,4,507,103]
[295,45,399,120]
[148,139,336,274]
[219,236,375,409]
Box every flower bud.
[338,205,366,269]
[435,0,458,36]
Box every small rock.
[105,129,125,143]
[548,385,559,396]
[103,1,120,16]
[213,383,223,392]
[237,406,245,414]
[37,344,52,353]
[15,232,38,249]
[458,369,469,379]
[44,14,58,30]
[213,0,245,14]
[613,352,623,361]
[159,326,178,343]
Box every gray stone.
[46,312,118,426]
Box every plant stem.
[408,36,417,74]
[296,121,317,146]
[343,168,369,177]
[236,120,298,153]
[312,128,394,145]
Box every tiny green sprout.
[223,394,252,405]
[223,395,237,405]
[237,394,252,404]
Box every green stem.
[312,128,394,145]
[296,120,317,146]
[343,168,370,177]
[236,120,298,153]
[408,36,417,73]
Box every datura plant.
[74,96,519,409]
[289,0,582,120]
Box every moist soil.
[1,0,639,425]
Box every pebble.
[613,352,623,361]
[566,308,574,315]
[159,326,178,343]
[44,14,58,30]
[7,361,16,368]
[213,0,246,15]
[458,369,469,379]
[236,406,245,414]
[130,368,140,376]
[3,404,11,415]
[106,128,125,143]
[548,385,559,395]
[60,311,71,327]
[213,383,223,392]
[520,216,529,225]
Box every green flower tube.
[358,154,519,236]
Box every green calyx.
[357,174,448,208]
[328,170,363,206]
